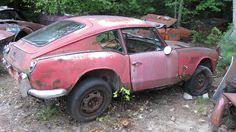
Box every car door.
[121,27,179,91]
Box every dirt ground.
[0,74,225,132]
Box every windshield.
[24,20,85,46]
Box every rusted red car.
[212,56,236,130]
[2,16,218,121]
[141,14,192,41]
[0,6,44,41]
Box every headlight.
[29,60,37,72]
[6,24,21,34]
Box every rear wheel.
[184,65,213,96]
[67,78,112,122]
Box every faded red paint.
[130,50,179,91]
[30,52,130,90]
[141,14,192,41]
[3,15,218,96]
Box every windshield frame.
[23,20,85,47]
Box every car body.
[141,14,192,41]
[0,6,44,41]
[211,56,236,130]
[2,15,218,121]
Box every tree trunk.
[174,0,177,18]
[233,0,236,34]
[177,0,184,27]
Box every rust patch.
[35,80,47,89]
[52,79,61,89]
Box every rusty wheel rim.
[80,90,104,114]
[195,73,207,92]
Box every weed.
[113,86,132,101]
[96,115,110,122]
[36,104,59,121]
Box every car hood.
[165,40,190,49]
[142,14,177,27]
[0,30,14,44]
[0,19,44,30]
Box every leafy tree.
[164,0,225,26]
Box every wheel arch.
[73,68,122,92]
[197,57,214,72]
[194,57,214,72]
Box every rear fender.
[211,95,229,126]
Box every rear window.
[24,20,85,46]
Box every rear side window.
[24,20,85,46]
[96,30,123,52]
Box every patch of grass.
[36,104,59,121]
[195,97,209,105]
[195,97,209,115]
[96,115,111,122]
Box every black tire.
[184,65,213,96]
[67,78,112,122]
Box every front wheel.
[67,78,112,122]
[184,65,213,96]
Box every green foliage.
[113,86,131,101]
[24,0,157,16]
[164,0,225,25]
[205,27,223,45]
[191,31,207,44]
[24,0,81,15]
[192,27,223,46]
[218,28,236,68]
[36,104,59,121]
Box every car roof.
[68,15,154,31]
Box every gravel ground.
[0,74,228,132]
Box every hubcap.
[80,90,104,114]
[196,73,207,91]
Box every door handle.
[132,62,142,66]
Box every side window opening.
[121,28,164,54]
[96,30,123,53]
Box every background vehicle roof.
[0,6,14,12]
